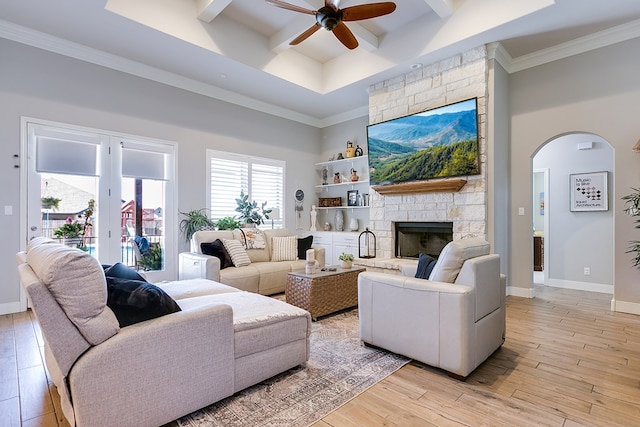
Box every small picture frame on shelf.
[347,190,359,206]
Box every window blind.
[34,126,101,176]
[121,140,171,180]
[208,150,284,228]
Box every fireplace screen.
[395,222,453,259]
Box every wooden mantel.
[371,178,467,195]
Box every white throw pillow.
[223,239,252,267]
[271,235,298,262]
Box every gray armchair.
[358,237,505,379]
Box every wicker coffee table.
[286,267,365,320]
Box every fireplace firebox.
[394,222,453,259]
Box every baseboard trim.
[611,299,640,315]
[546,278,613,294]
[507,286,534,298]
[0,301,25,315]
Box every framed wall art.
[570,171,608,212]
[347,190,359,207]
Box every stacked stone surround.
[366,45,489,260]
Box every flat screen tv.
[366,98,480,186]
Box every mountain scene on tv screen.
[368,103,479,186]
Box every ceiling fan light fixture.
[316,6,342,31]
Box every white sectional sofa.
[17,238,311,427]
[179,228,325,295]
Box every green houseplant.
[235,190,272,226]
[179,209,216,242]
[622,187,640,269]
[41,196,61,211]
[137,243,163,271]
[215,216,241,230]
[53,199,94,249]
[339,252,354,269]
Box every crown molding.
[508,18,640,73]
[0,19,324,128]
[3,16,640,128]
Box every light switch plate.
[518,207,525,216]
[4,205,12,215]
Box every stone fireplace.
[395,221,453,259]
[360,45,489,267]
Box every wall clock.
[295,189,304,229]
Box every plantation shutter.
[208,150,284,229]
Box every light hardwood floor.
[2,286,640,426]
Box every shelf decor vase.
[345,141,355,158]
[341,261,352,269]
[335,210,344,231]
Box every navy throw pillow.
[201,239,234,269]
[106,277,181,327]
[104,262,147,282]
[415,253,438,279]
[297,235,314,260]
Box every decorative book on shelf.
[318,197,342,207]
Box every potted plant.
[179,209,216,242]
[235,190,272,226]
[53,199,94,248]
[41,196,61,211]
[339,252,354,269]
[215,216,241,230]
[622,187,640,269]
[53,217,84,246]
[137,243,163,271]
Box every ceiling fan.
[265,0,397,50]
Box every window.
[208,150,284,229]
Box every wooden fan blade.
[342,2,396,21]
[332,22,358,49]
[290,23,321,45]
[265,0,317,15]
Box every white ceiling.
[2,0,640,127]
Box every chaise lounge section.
[17,238,311,427]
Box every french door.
[22,118,177,283]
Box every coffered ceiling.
[2,0,640,127]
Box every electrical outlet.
[584,267,591,276]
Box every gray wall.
[532,171,544,233]
[0,39,321,311]
[488,57,511,280]
[533,134,614,288]
[509,37,640,307]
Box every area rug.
[177,308,409,427]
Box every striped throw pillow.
[222,239,251,267]
[271,236,298,262]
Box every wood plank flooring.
[2,286,640,426]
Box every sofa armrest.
[69,303,235,427]
[179,251,221,281]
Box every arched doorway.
[531,132,614,294]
